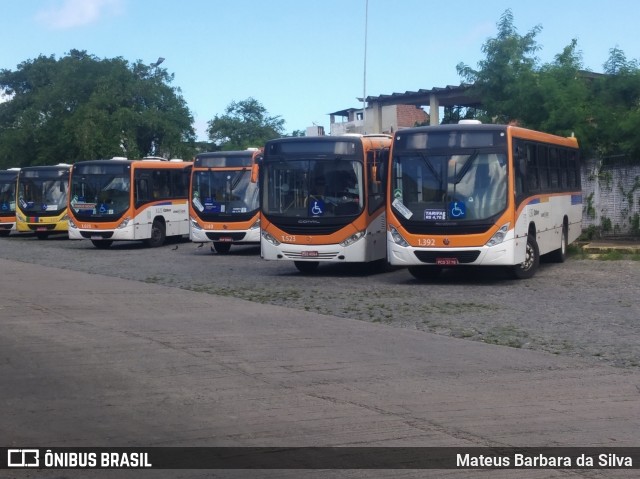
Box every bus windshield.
[0,174,17,214]
[70,164,131,218]
[263,159,363,218]
[18,171,69,214]
[391,151,507,221]
[192,169,259,216]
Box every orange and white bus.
[68,157,192,248]
[260,135,391,273]
[189,149,261,253]
[386,122,582,279]
[16,163,72,239]
[0,168,20,237]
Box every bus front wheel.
[512,234,540,279]
[145,220,166,248]
[294,261,319,274]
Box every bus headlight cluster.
[340,230,365,247]
[68,219,77,229]
[249,218,261,230]
[117,217,131,229]
[262,230,281,246]
[190,217,202,230]
[389,225,409,247]
[486,223,510,247]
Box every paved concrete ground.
[1,258,639,478]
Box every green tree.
[454,10,640,161]
[0,49,195,168]
[207,97,285,150]
[590,48,640,158]
[456,9,542,125]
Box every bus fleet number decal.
[418,238,436,247]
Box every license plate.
[436,257,459,266]
[301,251,319,257]
[91,235,102,240]
[36,227,47,231]
[218,237,233,242]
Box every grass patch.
[481,324,529,348]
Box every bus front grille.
[282,251,340,260]
[414,250,481,264]
[206,232,246,241]
[80,231,114,239]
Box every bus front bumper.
[388,237,517,267]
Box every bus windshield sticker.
[204,199,222,213]
[308,198,325,216]
[424,209,446,221]
[449,201,466,219]
[392,198,413,219]
[393,188,403,200]
[192,196,204,212]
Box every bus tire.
[213,242,232,254]
[146,219,166,248]
[294,261,319,274]
[91,240,113,249]
[548,224,568,263]
[512,234,540,279]
[408,266,442,281]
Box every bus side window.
[513,141,527,205]
[368,150,385,214]
[136,178,150,206]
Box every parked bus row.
[0,122,583,280]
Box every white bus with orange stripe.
[260,135,391,273]
[386,122,582,279]
[189,149,261,254]
[68,157,192,248]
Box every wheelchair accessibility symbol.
[309,199,325,216]
[449,201,466,219]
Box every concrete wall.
[581,159,640,237]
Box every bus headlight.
[190,217,203,230]
[68,219,77,229]
[340,230,365,247]
[117,217,131,229]
[249,218,261,230]
[261,230,281,246]
[389,225,409,247]
[486,223,510,247]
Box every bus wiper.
[454,150,478,184]
[418,152,443,187]
[229,170,246,192]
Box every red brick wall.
[396,104,429,128]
